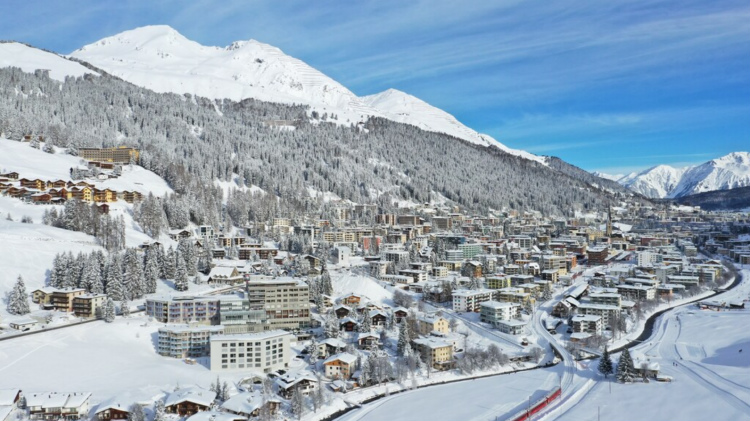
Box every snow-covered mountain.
[609,152,750,198]
[0,41,98,81]
[362,89,546,164]
[69,25,545,164]
[591,171,624,182]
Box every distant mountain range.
[596,152,750,199]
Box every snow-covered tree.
[397,321,411,356]
[290,387,305,420]
[599,346,614,378]
[103,298,116,322]
[359,312,372,333]
[7,276,30,315]
[616,348,635,383]
[120,299,131,317]
[127,403,145,421]
[174,252,189,291]
[152,400,165,421]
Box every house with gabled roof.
[164,387,216,417]
[324,353,357,380]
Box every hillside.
[0,65,636,219]
[0,41,98,82]
[69,25,542,163]
[673,185,750,211]
[610,152,750,198]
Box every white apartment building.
[452,289,494,312]
[246,278,311,330]
[157,324,225,359]
[210,330,293,373]
[479,301,520,327]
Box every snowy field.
[337,368,560,421]
[0,219,103,302]
[0,137,173,196]
[334,270,750,421]
[0,315,245,402]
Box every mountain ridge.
[599,152,750,198]
[68,25,545,165]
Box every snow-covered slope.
[69,26,544,165]
[618,165,687,198]
[591,171,624,182]
[0,137,172,197]
[615,152,750,198]
[362,89,546,164]
[70,25,381,125]
[0,42,97,81]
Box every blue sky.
[2,0,748,175]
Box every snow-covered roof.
[164,387,216,408]
[187,410,245,421]
[0,389,20,406]
[320,338,347,348]
[324,352,357,365]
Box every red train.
[510,387,562,421]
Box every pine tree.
[616,348,635,383]
[359,312,372,333]
[542,282,553,301]
[397,321,411,357]
[324,314,339,338]
[7,276,30,315]
[127,403,145,421]
[103,298,116,322]
[290,387,305,420]
[123,248,145,299]
[152,400,165,421]
[121,299,131,317]
[144,249,160,294]
[598,346,614,378]
[175,252,189,291]
[164,246,176,279]
[105,254,125,300]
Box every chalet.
[27,392,92,421]
[318,338,347,358]
[221,391,280,418]
[339,293,365,306]
[274,371,318,399]
[119,190,143,203]
[323,353,357,380]
[334,304,351,319]
[20,178,45,190]
[551,297,579,318]
[393,307,409,324]
[168,229,193,241]
[32,287,57,307]
[357,332,380,350]
[93,188,117,203]
[31,193,52,203]
[164,388,216,417]
[70,186,93,202]
[0,172,19,180]
[207,267,241,284]
[94,398,130,421]
[50,288,87,312]
[339,317,359,332]
[368,309,388,326]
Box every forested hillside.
[0,67,638,224]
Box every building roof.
[210,330,292,342]
[0,389,20,406]
[164,387,216,408]
[324,352,357,365]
